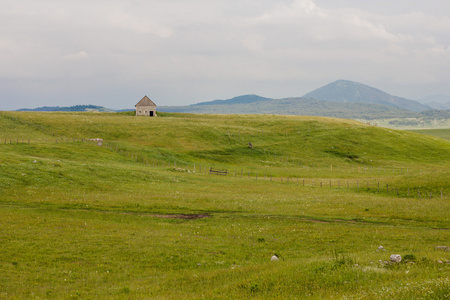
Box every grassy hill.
[0,111,449,298]
[408,128,450,141]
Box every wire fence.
[1,137,447,198]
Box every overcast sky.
[1,0,449,110]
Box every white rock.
[435,246,449,251]
[377,246,385,251]
[271,255,279,261]
[390,254,402,263]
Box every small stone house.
[135,96,157,117]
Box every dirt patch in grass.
[304,219,361,224]
[305,219,329,223]
[151,214,211,219]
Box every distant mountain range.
[17,105,115,112]
[419,95,450,110]
[158,80,449,119]
[159,96,450,120]
[195,94,273,106]
[303,80,431,112]
[16,80,449,121]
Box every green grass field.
[0,111,449,299]
[408,128,450,141]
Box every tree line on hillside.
[17,105,112,112]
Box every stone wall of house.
[136,105,157,116]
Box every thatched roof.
[135,96,156,107]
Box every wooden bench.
[209,168,228,175]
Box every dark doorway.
[150,111,154,117]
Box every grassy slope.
[3,111,449,165]
[0,111,449,299]
[408,128,450,141]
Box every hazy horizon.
[1,0,449,110]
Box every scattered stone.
[88,138,103,146]
[435,246,449,251]
[271,255,279,261]
[390,254,402,263]
[437,260,443,264]
[33,160,37,163]
[377,246,386,251]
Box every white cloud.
[0,0,449,109]
[62,50,89,61]
[104,10,173,37]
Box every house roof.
[135,96,156,107]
